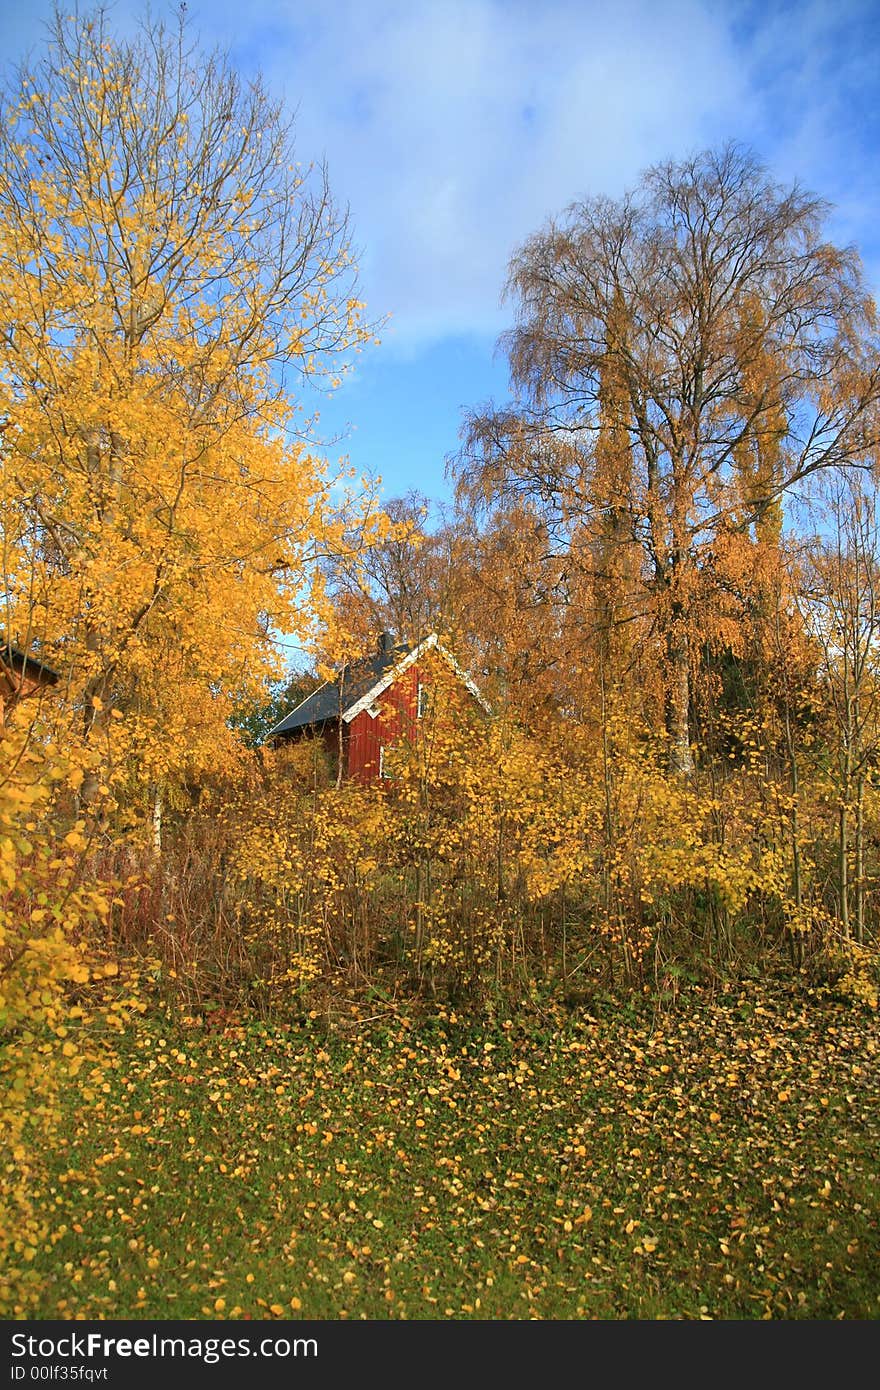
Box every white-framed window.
[416,682,429,718]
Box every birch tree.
[0,5,378,804]
[458,144,880,774]
[799,473,880,940]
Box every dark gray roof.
[1,639,60,684]
[268,642,410,739]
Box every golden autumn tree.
[318,493,438,647]
[0,5,379,816]
[796,471,880,944]
[458,144,880,774]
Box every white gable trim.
[341,633,437,723]
[341,633,490,724]
[433,640,492,714]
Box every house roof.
[268,639,411,737]
[267,633,488,740]
[0,639,60,685]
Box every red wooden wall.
[346,661,424,785]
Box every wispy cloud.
[208,0,880,345]
[732,0,880,279]
[2,0,878,345]
[212,0,749,347]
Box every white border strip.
[341,633,490,723]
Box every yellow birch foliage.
[0,7,380,805]
[0,728,108,1314]
[135,677,864,1007]
[230,772,393,998]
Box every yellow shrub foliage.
[0,728,109,1314]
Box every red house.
[0,638,60,730]
[267,631,488,785]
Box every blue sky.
[3,0,880,513]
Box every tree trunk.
[152,784,163,855]
[855,773,865,945]
[838,798,850,939]
[665,623,694,777]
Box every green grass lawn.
[26,978,880,1320]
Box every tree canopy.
[0,5,381,799]
[457,143,880,771]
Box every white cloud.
[2,0,878,345]
[198,0,752,347]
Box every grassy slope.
[28,978,880,1320]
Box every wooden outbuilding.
[267,631,488,785]
[0,639,60,728]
